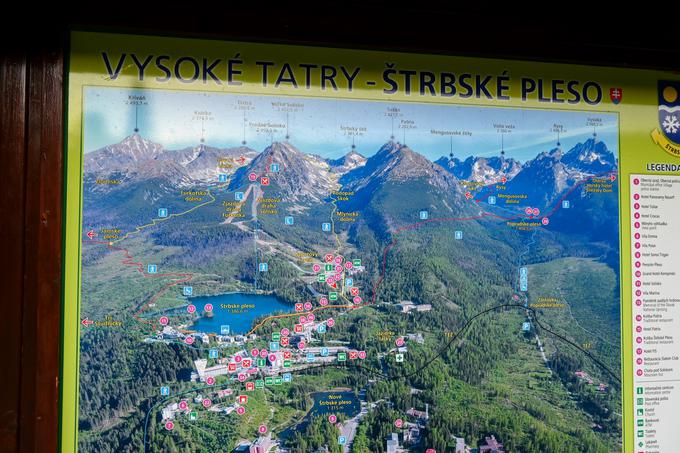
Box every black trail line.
[143,302,620,452]
[143,170,620,450]
[291,303,621,384]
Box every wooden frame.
[0,49,64,453]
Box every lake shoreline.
[188,292,296,335]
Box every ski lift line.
[327,196,353,306]
[141,300,619,452]
[516,229,538,294]
[370,170,618,306]
[303,303,621,384]
[90,170,613,334]
[142,299,620,452]
[329,196,342,251]
[253,189,259,291]
[140,211,618,450]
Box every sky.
[84,87,619,163]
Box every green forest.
[76,175,622,452]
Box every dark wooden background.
[1,8,678,453]
[1,45,64,453]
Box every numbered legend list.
[630,174,680,453]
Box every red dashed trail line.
[83,171,616,326]
[370,212,510,304]
[369,171,617,304]
[83,240,194,326]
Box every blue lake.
[189,293,294,335]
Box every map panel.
[76,87,622,453]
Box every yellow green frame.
[63,30,680,452]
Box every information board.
[63,31,680,452]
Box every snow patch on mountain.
[342,141,458,192]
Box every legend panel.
[630,174,680,453]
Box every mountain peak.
[328,149,367,174]
[342,141,457,192]
[232,141,335,202]
[262,141,306,159]
[434,155,461,170]
[84,133,165,174]
[505,137,617,209]
[436,154,521,183]
[561,138,616,173]
[116,133,164,157]
[376,140,408,156]
[345,149,365,160]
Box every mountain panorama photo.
[77,87,621,453]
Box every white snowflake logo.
[663,114,679,134]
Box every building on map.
[479,435,505,453]
[161,402,178,420]
[216,388,233,398]
[406,407,428,420]
[249,436,274,453]
[454,436,471,453]
[161,326,179,339]
[270,351,283,367]
[347,266,365,276]
[397,301,432,313]
[194,333,209,344]
[194,358,231,381]
[306,346,346,354]
[403,422,421,443]
[407,333,425,344]
[386,433,400,453]
[290,335,306,347]
[397,301,415,313]
[230,350,248,363]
